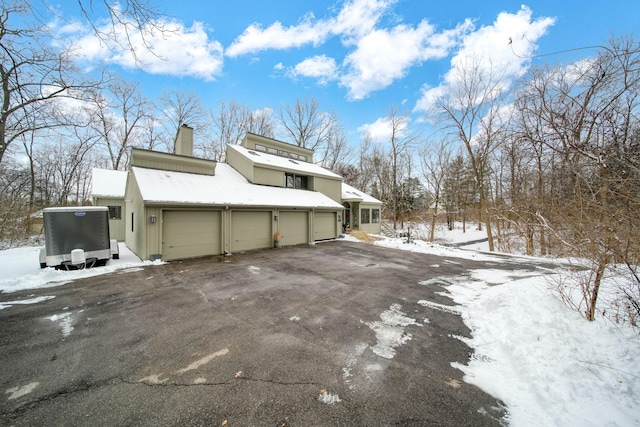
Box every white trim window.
[361,208,370,224]
[372,209,380,223]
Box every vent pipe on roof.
[175,124,194,157]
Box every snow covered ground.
[1,227,639,426]
[0,243,162,297]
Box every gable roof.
[92,168,128,198]
[227,144,341,179]
[342,183,383,204]
[131,164,343,209]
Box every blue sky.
[48,0,640,146]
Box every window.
[255,144,266,152]
[372,209,380,223]
[361,208,370,224]
[286,173,295,188]
[295,175,308,189]
[299,155,308,162]
[285,173,308,190]
[267,147,278,155]
[108,206,121,220]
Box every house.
[342,182,382,234]
[93,126,382,261]
[92,168,128,241]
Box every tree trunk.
[525,223,534,256]
[429,212,436,242]
[586,258,608,321]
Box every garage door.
[279,211,308,246]
[314,212,336,241]
[231,211,272,252]
[162,210,221,260]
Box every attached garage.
[120,138,357,262]
[231,211,272,252]
[314,211,337,241]
[279,211,309,246]
[162,210,221,261]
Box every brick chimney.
[175,124,193,157]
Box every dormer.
[226,133,342,203]
[241,133,314,163]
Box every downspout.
[310,208,314,243]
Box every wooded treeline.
[1,1,638,322]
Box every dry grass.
[349,230,376,243]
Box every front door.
[342,202,351,232]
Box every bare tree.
[0,155,31,241]
[71,0,166,64]
[278,97,338,150]
[0,1,102,165]
[138,116,163,151]
[246,107,275,138]
[278,97,354,170]
[512,36,640,321]
[317,126,353,171]
[385,106,419,229]
[421,139,452,241]
[342,135,376,191]
[368,145,394,220]
[158,89,207,154]
[207,100,275,160]
[91,79,152,170]
[430,58,507,251]
[441,153,476,232]
[33,127,100,206]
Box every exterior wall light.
[150,215,156,224]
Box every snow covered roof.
[92,169,128,198]
[342,183,382,204]
[227,144,342,179]
[132,164,344,209]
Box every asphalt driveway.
[0,240,557,426]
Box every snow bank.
[446,271,640,427]
[0,243,161,294]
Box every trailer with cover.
[39,206,119,269]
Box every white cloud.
[61,18,224,81]
[340,19,471,100]
[287,55,338,84]
[226,0,473,99]
[358,115,407,142]
[331,0,393,45]
[226,0,392,57]
[226,13,330,58]
[414,5,555,113]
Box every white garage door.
[314,212,336,241]
[162,210,221,261]
[231,211,272,252]
[279,211,308,246]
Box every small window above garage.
[285,172,309,190]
